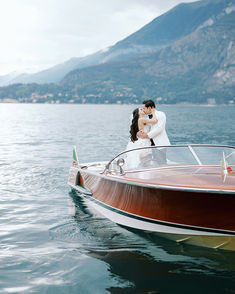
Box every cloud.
[0,0,197,75]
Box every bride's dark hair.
[130,108,139,142]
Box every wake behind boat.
[68,144,235,251]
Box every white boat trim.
[69,183,235,237]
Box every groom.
[137,99,170,164]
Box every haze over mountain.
[60,0,235,104]
[2,0,231,85]
[0,0,234,104]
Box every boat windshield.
[106,145,235,173]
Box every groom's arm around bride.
[138,100,170,146]
[138,100,170,165]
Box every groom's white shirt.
[147,109,170,146]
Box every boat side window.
[192,146,235,166]
[106,146,235,174]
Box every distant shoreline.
[0,101,234,107]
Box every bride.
[125,108,157,168]
[126,107,157,150]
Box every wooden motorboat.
[68,145,235,251]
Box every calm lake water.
[0,103,235,294]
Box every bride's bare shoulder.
[139,117,148,124]
[138,117,147,129]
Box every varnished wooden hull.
[68,164,235,250]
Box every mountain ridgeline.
[0,0,234,104]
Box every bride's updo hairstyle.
[130,108,139,142]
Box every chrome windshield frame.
[103,144,235,174]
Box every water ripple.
[0,104,234,294]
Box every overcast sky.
[0,0,197,76]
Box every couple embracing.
[127,99,170,149]
[126,100,170,166]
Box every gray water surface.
[0,104,235,294]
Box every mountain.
[0,0,234,104]
[2,0,231,86]
[112,0,229,49]
[60,0,235,104]
[0,71,27,86]
[7,53,106,85]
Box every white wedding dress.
[126,124,151,150]
[125,125,151,169]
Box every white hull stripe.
[71,186,235,236]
